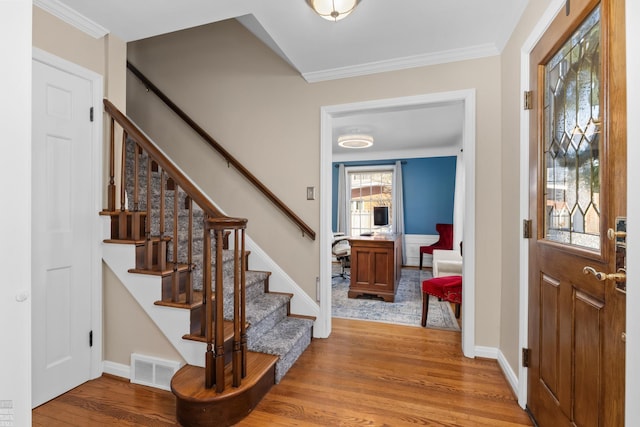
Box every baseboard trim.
[103,360,131,380]
[474,345,499,359]
[497,350,520,399]
[474,346,521,403]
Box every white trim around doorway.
[319,89,476,358]
[518,0,568,409]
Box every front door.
[31,59,94,407]
[527,0,626,426]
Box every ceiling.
[43,0,528,158]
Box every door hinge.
[90,106,94,122]
[89,330,93,347]
[522,348,531,367]
[523,219,533,239]
[524,91,533,110]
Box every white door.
[31,59,94,407]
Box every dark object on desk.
[373,206,389,226]
[359,232,373,236]
[419,223,454,270]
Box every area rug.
[332,266,461,331]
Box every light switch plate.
[306,186,316,200]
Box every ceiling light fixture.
[307,0,361,22]
[338,134,374,149]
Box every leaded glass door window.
[544,6,601,250]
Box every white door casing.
[31,50,103,408]
[319,90,476,358]
[0,1,32,424]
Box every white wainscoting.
[404,234,439,267]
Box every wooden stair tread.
[104,238,146,245]
[154,290,205,309]
[288,313,317,322]
[100,209,147,216]
[128,263,190,276]
[267,291,294,298]
[104,235,172,245]
[181,320,237,343]
[172,352,277,426]
[172,352,277,401]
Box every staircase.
[101,99,314,426]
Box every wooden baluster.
[200,216,208,337]
[186,196,193,305]
[107,118,116,211]
[215,227,225,393]
[157,170,167,271]
[131,143,142,240]
[118,131,128,239]
[172,182,179,302]
[240,227,247,378]
[232,228,241,387]
[145,156,153,269]
[203,224,214,389]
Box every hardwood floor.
[33,318,532,426]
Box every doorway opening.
[319,90,476,357]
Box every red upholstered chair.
[419,223,454,270]
[421,275,462,327]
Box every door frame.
[32,47,104,382]
[518,0,640,417]
[626,1,640,424]
[518,0,567,408]
[319,89,477,358]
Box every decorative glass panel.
[544,6,601,250]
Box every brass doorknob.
[583,266,626,282]
[607,228,627,241]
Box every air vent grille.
[130,353,181,391]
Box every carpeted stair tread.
[251,317,313,355]
[123,136,312,383]
[250,317,314,383]
[221,270,269,298]
[240,293,290,348]
[235,293,289,325]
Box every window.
[346,166,394,236]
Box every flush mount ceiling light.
[338,134,374,149]
[307,0,362,22]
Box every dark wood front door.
[527,0,627,426]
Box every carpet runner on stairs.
[124,138,313,383]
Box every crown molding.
[302,43,499,83]
[33,0,109,39]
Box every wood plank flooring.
[33,318,532,426]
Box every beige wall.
[33,7,181,366]
[127,19,504,348]
[499,0,553,374]
[103,265,184,364]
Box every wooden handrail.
[104,99,225,220]
[104,98,248,392]
[126,61,316,241]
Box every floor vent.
[130,353,182,391]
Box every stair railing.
[126,61,316,241]
[103,98,246,393]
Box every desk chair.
[332,234,351,279]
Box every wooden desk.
[348,234,402,302]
